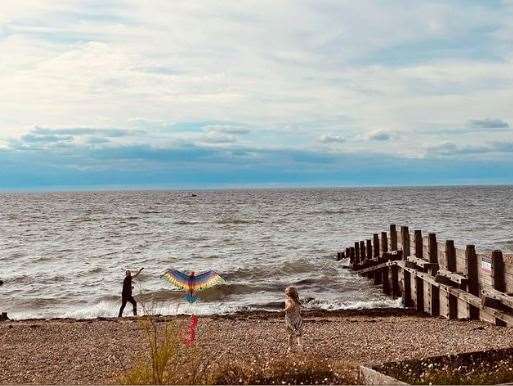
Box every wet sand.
[2,309,513,384]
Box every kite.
[162,269,225,303]
[162,269,225,346]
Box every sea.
[1,186,512,320]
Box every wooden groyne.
[338,224,513,327]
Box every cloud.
[1,1,513,188]
[467,118,510,129]
[367,130,393,141]
[3,140,513,189]
[34,126,145,137]
[205,126,251,135]
[426,141,513,156]
[21,133,73,144]
[12,126,148,147]
[319,134,345,144]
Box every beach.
[2,309,513,384]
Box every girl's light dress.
[285,302,303,336]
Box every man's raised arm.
[133,268,144,278]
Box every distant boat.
[191,193,197,197]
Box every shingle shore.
[1,309,513,384]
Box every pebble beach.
[2,309,513,384]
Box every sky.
[1,1,513,190]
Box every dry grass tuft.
[118,317,211,384]
[208,354,359,385]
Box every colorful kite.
[162,269,225,346]
[162,269,225,303]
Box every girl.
[284,286,303,351]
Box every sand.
[2,309,513,384]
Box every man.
[118,268,143,317]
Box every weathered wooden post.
[365,239,373,279]
[359,241,365,261]
[391,263,400,298]
[373,233,384,287]
[390,224,398,251]
[401,226,411,258]
[428,233,439,273]
[446,240,456,272]
[465,245,480,320]
[373,234,380,259]
[492,250,506,326]
[366,239,373,261]
[381,232,388,255]
[369,237,381,284]
[414,230,423,259]
[428,233,440,316]
[349,247,356,269]
[414,230,424,312]
[446,240,458,319]
[401,226,412,307]
[354,242,360,268]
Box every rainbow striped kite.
[162,269,225,303]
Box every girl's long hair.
[285,286,301,305]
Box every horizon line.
[1,182,512,194]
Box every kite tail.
[183,314,199,347]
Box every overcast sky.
[1,1,513,190]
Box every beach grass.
[118,316,358,384]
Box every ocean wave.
[216,218,264,225]
[134,282,267,303]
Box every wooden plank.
[435,268,468,286]
[355,261,390,274]
[482,288,513,309]
[406,255,437,272]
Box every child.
[284,286,303,351]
